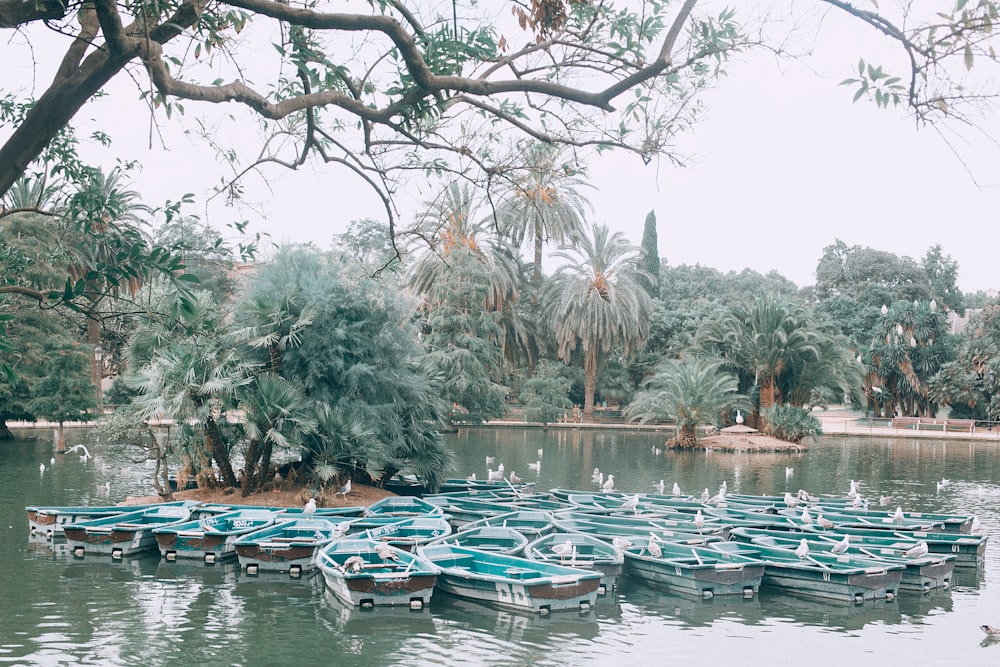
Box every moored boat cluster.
[26,480,988,614]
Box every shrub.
[764,404,822,444]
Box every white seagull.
[612,536,633,553]
[701,488,710,503]
[602,475,615,492]
[343,555,366,573]
[646,534,663,558]
[551,539,575,562]
[794,539,810,560]
[800,507,812,526]
[622,494,641,514]
[527,460,541,472]
[903,541,928,558]
[816,513,835,530]
[654,480,665,494]
[830,534,850,555]
[303,498,317,514]
[39,463,45,474]
[374,542,400,561]
[537,448,544,458]
[892,506,905,525]
[981,625,1000,636]
[508,471,522,484]
[785,466,794,479]
[65,444,92,462]
[486,456,495,465]
[694,509,705,533]
[783,492,799,508]
[337,479,352,496]
[673,482,682,497]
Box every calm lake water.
[2,426,999,666]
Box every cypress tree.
[640,210,660,298]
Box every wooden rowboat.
[524,532,624,593]
[153,509,277,563]
[62,503,197,559]
[234,518,353,576]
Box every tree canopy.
[3,0,1000,237]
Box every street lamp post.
[93,346,104,416]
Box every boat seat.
[504,567,540,579]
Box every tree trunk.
[241,438,262,496]
[678,423,698,448]
[0,420,12,440]
[583,351,597,421]
[531,228,543,305]
[204,414,238,487]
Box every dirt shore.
[121,483,397,509]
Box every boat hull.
[625,553,765,598]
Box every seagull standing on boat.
[303,498,317,514]
[701,488,710,502]
[551,539,575,562]
[466,473,477,482]
[673,482,682,497]
[602,475,615,493]
[622,494,640,514]
[800,507,812,526]
[344,555,365,573]
[337,479,352,496]
[612,536,632,552]
[694,509,705,533]
[508,471,522,484]
[817,514,835,530]
[795,539,810,560]
[831,534,850,554]
[904,541,928,558]
[893,506,905,525]
[848,480,859,499]
[374,542,400,561]
[646,534,663,558]
[783,492,799,508]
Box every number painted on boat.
[368,524,400,538]
[495,582,530,607]
[231,520,253,529]
[823,572,831,582]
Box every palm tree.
[126,291,256,488]
[698,294,859,426]
[496,143,591,301]
[624,357,744,447]
[542,223,653,420]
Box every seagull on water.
[537,448,544,458]
[904,541,928,558]
[497,463,505,474]
[39,463,45,474]
[794,539,810,560]
[50,457,55,465]
[303,498,317,514]
[466,473,477,482]
[879,495,893,507]
[486,456,495,465]
[602,475,615,493]
[981,625,1000,636]
[527,460,541,472]
[830,534,850,555]
[785,467,794,479]
[654,480,665,494]
[701,488,710,503]
[936,478,950,492]
[972,515,982,534]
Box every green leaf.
[964,43,974,70]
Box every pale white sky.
[6,3,999,293]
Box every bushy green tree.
[763,404,822,444]
[519,361,573,426]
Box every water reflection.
[6,427,1000,667]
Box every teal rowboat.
[524,532,624,593]
[317,538,440,608]
[234,518,352,576]
[710,541,904,603]
[426,525,529,555]
[62,503,197,558]
[418,544,601,613]
[729,526,955,592]
[153,509,277,563]
[622,535,765,598]
[349,516,452,552]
